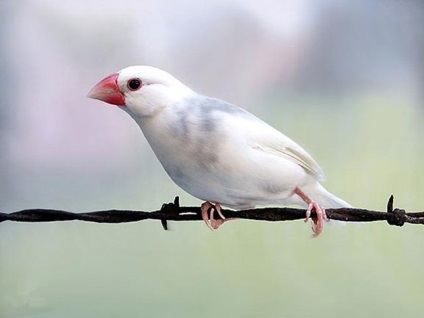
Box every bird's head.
[88,66,193,118]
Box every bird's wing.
[233,113,325,181]
[195,96,325,181]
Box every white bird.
[88,66,351,235]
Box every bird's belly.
[161,152,306,209]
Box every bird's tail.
[310,182,352,208]
[292,181,352,208]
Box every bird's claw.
[201,202,226,230]
[304,202,328,237]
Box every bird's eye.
[127,78,142,91]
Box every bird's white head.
[88,65,193,118]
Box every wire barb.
[159,196,182,230]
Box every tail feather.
[298,182,352,208]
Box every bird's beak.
[87,73,125,106]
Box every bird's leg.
[294,187,328,236]
[200,202,226,230]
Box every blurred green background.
[1,1,424,317]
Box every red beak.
[87,73,125,106]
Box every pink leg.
[201,202,227,230]
[294,187,328,236]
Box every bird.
[88,65,351,236]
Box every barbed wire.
[1,196,422,230]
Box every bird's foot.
[295,187,328,237]
[201,202,226,230]
[305,202,327,237]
